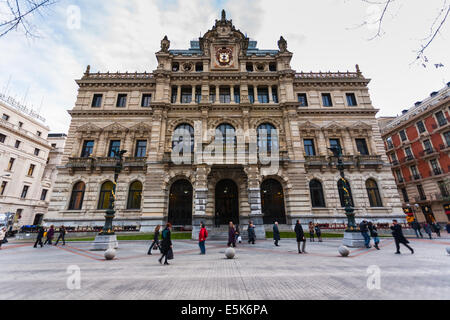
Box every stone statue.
[160,35,170,53]
[278,36,288,53]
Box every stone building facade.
[0,95,66,228]
[46,11,404,235]
[379,83,450,224]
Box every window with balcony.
[329,139,342,153]
[116,94,127,107]
[108,140,121,157]
[181,87,192,104]
[298,93,308,107]
[81,141,94,158]
[322,93,333,107]
[141,94,152,107]
[346,93,357,106]
[430,159,442,175]
[257,87,270,104]
[405,147,413,160]
[423,139,433,153]
[395,170,404,183]
[135,140,147,158]
[356,138,369,155]
[435,111,447,127]
[410,165,420,180]
[390,152,398,164]
[304,139,316,156]
[417,120,426,134]
[92,94,103,107]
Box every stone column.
[191,85,196,104]
[254,86,258,103]
[245,165,266,239]
[192,165,212,240]
[268,85,273,103]
[215,85,219,104]
[176,85,181,104]
[318,130,328,156]
[230,85,235,103]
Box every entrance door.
[168,180,193,226]
[261,179,287,224]
[215,179,239,226]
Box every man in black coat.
[411,220,423,238]
[273,222,281,247]
[391,220,414,254]
[294,220,306,254]
[33,226,44,248]
[359,220,371,248]
[55,225,67,246]
[159,223,173,265]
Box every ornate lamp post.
[92,149,127,251]
[329,146,357,231]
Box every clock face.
[216,47,233,66]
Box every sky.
[0,0,448,133]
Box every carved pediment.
[350,121,372,131]
[299,121,320,131]
[130,122,152,133]
[103,122,129,133]
[323,121,344,132]
[76,123,102,133]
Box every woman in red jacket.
[199,222,208,255]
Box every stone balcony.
[419,148,439,160]
[67,157,147,174]
[305,155,384,171]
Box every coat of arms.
[216,47,233,66]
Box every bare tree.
[0,0,57,38]
[358,0,449,67]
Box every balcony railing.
[356,155,383,168]
[413,174,422,181]
[67,157,147,172]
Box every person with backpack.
[199,222,208,255]
[159,223,173,266]
[148,225,161,255]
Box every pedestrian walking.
[273,221,280,247]
[411,220,423,238]
[235,225,241,244]
[314,224,323,242]
[368,222,380,250]
[148,225,161,255]
[33,226,45,248]
[431,223,441,238]
[227,222,236,248]
[54,225,67,246]
[359,220,371,248]
[159,223,173,266]
[308,222,315,242]
[446,223,450,234]
[391,220,414,255]
[423,223,433,239]
[44,225,55,245]
[247,221,256,245]
[0,227,6,250]
[198,222,208,255]
[294,220,307,254]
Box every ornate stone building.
[46,11,404,236]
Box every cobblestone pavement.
[0,236,449,300]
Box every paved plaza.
[0,236,449,300]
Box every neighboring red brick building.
[379,83,450,224]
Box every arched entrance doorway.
[168,180,193,226]
[215,179,239,226]
[261,179,287,224]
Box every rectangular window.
[92,94,103,107]
[28,164,36,177]
[15,140,21,148]
[346,93,357,106]
[417,184,426,200]
[395,169,403,182]
[116,94,127,107]
[0,181,7,195]
[401,188,409,203]
[322,93,333,107]
[423,140,433,153]
[304,139,316,156]
[399,130,407,142]
[438,181,449,197]
[356,138,369,155]
[257,87,269,104]
[436,111,447,127]
[108,140,121,157]
[390,152,398,162]
[135,140,147,158]
[181,87,192,104]
[40,189,48,201]
[444,131,450,147]
[386,137,394,149]
[209,86,216,103]
[171,87,178,103]
[21,186,29,199]
[417,121,426,133]
[34,148,40,156]
[248,86,255,104]
[272,86,278,103]
[410,165,419,179]
[298,93,308,107]
[2,114,9,121]
[195,86,202,104]
[430,159,441,175]
[219,87,231,104]
[234,86,240,104]
[7,158,15,171]
[81,140,94,158]
[0,133,5,143]
[329,139,342,153]
[405,147,413,159]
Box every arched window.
[338,178,354,207]
[173,124,194,153]
[257,123,278,153]
[98,181,114,210]
[310,179,326,208]
[216,123,236,151]
[68,182,85,210]
[127,181,143,210]
[366,179,383,207]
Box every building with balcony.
[0,94,66,227]
[45,11,403,235]
[379,83,450,224]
